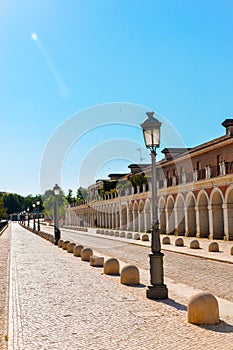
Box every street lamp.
[32,203,36,231]
[53,184,61,245]
[27,207,30,227]
[141,111,168,299]
[36,200,40,232]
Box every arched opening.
[197,192,209,238]
[138,201,145,232]
[127,203,133,231]
[226,187,233,240]
[133,201,139,232]
[158,197,166,234]
[144,199,151,232]
[175,195,185,235]
[186,194,196,237]
[167,196,175,235]
[121,205,127,229]
[211,190,224,239]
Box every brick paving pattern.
[9,223,233,349]
[58,228,233,302]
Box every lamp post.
[27,207,30,227]
[53,184,61,245]
[36,200,40,232]
[32,203,36,231]
[141,111,168,299]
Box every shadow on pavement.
[198,320,233,333]
[158,298,187,311]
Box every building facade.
[65,119,233,240]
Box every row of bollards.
[57,239,140,286]
[23,224,221,326]
[96,229,149,242]
[162,236,233,254]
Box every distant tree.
[66,189,76,204]
[0,198,7,220]
[3,193,23,214]
[76,187,88,202]
[42,188,67,219]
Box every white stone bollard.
[188,292,219,325]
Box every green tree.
[0,198,7,220]
[66,189,76,204]
[42,188,67,219]
[76,187,88,202]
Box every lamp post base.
[147,252,168,299]
[54,227,61,246]
[146,284,168,300]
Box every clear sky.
[1,0,233,196]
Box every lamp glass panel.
[143,128,160,148]
[54,188,60,196]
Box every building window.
[217,155,223,175]
[205,165,211,179]
[193,169,198,181]
[219,160,226,175]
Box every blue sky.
[1,0,233,196]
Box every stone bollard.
[58,240,64,248]
[175,237,184,246]
[49,236,55,244]
[104,230,109,235]
[81,248,93,261]
[62,241,70,250]
[126,232,132,239]
[190,240,200,249]
[120,265,140,286]
[208,242,219,252]
[187,292,219,325]
[120,232,125,238]
[67,242,76,253]
[104,258,120,275]
[100,230,105,234]
[142,234,149,241]
[230,246,233,255]
[109,231,114,236]
[114,231,119,237]
[73,245,84,257]
[162,236,171,244]
[96,229,100,234]
[90,256,104,267]
[133,233,140,240]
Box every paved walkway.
[9,223,233,349]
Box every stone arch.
[225,185,233,240]
[175,194,185,235]
[197,190,209,238]
[138,200,145,232]
[144,199,151,232]
[210,188,224,239]
[166,195,175,234]
[120,204,127,230]
[133,201,139,232]
[158,196,166,234]
[185,192,196,237]
[127,202,133,231]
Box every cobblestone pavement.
[0,225,11,350]
[9,223,233,349]
[48,227,233,303]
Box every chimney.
[222,119,233,137]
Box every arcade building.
[65,119,233,241]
